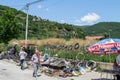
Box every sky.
[0,0,120,26]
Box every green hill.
[82,22,120,38]
[1,5,120,41]
[0,5,86,41]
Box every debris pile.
[37,54,98,78]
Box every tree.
[103,32,109,38]
[0,9,20,44]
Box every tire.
[74,43,79,49]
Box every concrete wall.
[97,62,114,70]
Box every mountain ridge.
[1,5,120,39]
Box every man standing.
[19,47,27,70]
[31,50,40,77]
[113,50,120,80]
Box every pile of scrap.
[40,55,97,77]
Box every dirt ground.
[0,59,114,80]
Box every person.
[33,46,38,53]
[7,47,13,59]
[31,50,41,77]
[19,47,27,70]
[113,50,120,80]
[13,44,17,55]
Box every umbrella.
[87,38,120,55]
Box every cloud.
[45,8,49,11]
[38,5,49,11]
[74,20,82,26]
[74,13,100,26]
[38,5,42,9]
[81,13,100,23]
[60,20,65,23]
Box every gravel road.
[0,59,114,80]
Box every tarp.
[87,38,120,55]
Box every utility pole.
[23,0,44,47]
[25,4,29,47]
[108,29,112,38]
